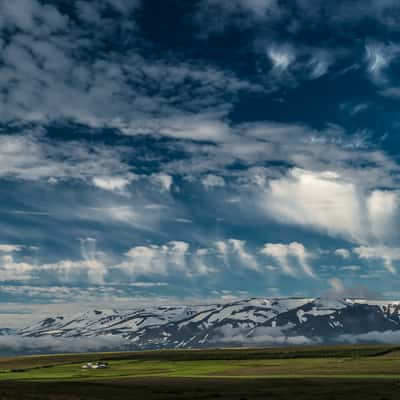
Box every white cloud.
[167,241,189,270]
[0,0,257,142]
[308,52,332,79]
[339,265,361,271]
[214,239,258,270]
[0,259,34,282]
[40,259,107,285]
[168,120,397,191]
[334,248,351,259]
[367,190,398,240]
[260,241,315,277]
[289,242,315,277]
[80,237,97,261]
[118,240,214,278]
[137,114,233,142]
[0,0,68,34]
[115,240,225,279]
[228,239,259,271]
[267,45,295,73]
[0,241,106,285]
[264,169,363,241]
[92,206,139,225]
[263,168,400,243]
[129,282,168,287]
[215,241,230,266]
[151,173,173,191]
[0,134,131,184]
[193,249,216,275]
[0,245,23,253]
[201,174,226,190]
[92,175,136,192]
[353,245,400,274]
[120,241,189,277]
[365,42,399,83]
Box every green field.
[2,345,400,399]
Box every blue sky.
[2,0,400,323]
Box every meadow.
[1,345,400,399]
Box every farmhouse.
[81,362,109,369]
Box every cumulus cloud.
[0,234,304,288]
[151,173,173,191]
[201,174,226,190]
[353,245,400,274]
[0,239,213,285]
[334,248,351,259]
[215,239,259,271]
[117,241,198,277]
[260,242,314,277]
[262,168,399,244]
[40,259,107,285]
[0,258,34,282]
[92,175,136,192]
[264,169,362,240]
[0,240,102,285]
[0,245,23,253]
[228,239,259,271]
[0,240,108,285]
[367,190,398,240]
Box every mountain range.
[10,297,400,352]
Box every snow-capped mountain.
[14,298,400,350]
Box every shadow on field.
[1,378,400,400]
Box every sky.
[2,0,400,326]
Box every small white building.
[81,362,109,369]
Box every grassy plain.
[1,345,400,399]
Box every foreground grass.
[1,344,400,381]
[2,345,400,399]
[1,378,400,400]
[3,356,400,381]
